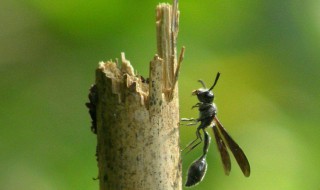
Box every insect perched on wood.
[181,72,250,187]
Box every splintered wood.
[91,1,183,189]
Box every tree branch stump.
[87,1,183,190]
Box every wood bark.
[90,1,183,189]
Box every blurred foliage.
[1,0,320,189]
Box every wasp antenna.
[197,80,207,89]
[208,72,221,91]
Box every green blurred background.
[1,0,320,189]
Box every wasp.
[182,72,250,187]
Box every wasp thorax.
[192,89,214,103]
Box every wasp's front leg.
[180,118,199,126]
[192,102,202,109]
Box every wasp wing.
[214,117,251,177]
[212,124,231,175]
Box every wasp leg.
[192,103,202,109]
[180,118,198,126]
[181,118,197,121]
[182,126,203,153]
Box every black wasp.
[181,72,250,187]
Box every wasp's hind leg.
[182,126,203,153]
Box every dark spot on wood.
[103,174,108,182]
[86,84,98,134]
[129,82,137,91]
[140,75,150,84]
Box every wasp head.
[192,72,220,104]
[192,89,214,103]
